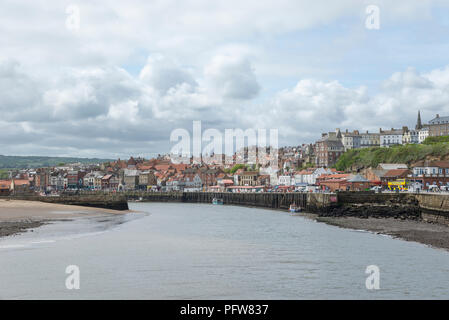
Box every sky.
[1,0,449,158]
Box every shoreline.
[312,215,449,251]
[0,199,128,238]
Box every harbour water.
[0,202,448,299]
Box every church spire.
[416,110,422,130]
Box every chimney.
[366,130,369,134]
[437,114,440,118]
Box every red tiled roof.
[0,180,12,189]
[320,173,350,179]
[383,169,410,178]
[155,165,171,171]
[13,179,30,186]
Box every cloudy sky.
[1,0,449,158]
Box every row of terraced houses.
[314,111,449,168]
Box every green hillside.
[335,142,449,171]
[0,155,112,170]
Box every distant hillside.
[335,142,449,172]
[0,155,113,169]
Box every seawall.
[415,194,449,225]
[5,191,449,225]
[127,191,449,226]
[126,191,337,213]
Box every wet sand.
[313,215,449,251]
[0,199,127,238]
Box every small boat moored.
[289,203,301,213]
[212,198,224,205]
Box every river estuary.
[0,202,448,299]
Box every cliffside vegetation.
[0,155,112,170]
[335,141,449,171]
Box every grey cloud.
[205,55,260,100]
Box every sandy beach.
[0,199,127,238]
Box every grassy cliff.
[335,142,449,171]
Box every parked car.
[370,186,382,192]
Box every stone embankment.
[126,190,449,226]
[320,192,421,220]
[126,191,336,213]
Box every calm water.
[0,202,448,299]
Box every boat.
[289,203,301,213]
[212,198,224,205]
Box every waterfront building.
[409,160,449,189]
[184,173,202,189]
[278,175,292,186]
[380,169,411,187]
[294,167,332,185]
[101,174,119,191]
[238,171,259,186]
[0,180,11,195]
[138,171,157,190]
[411,160,449,176]
[67,170,85,189]
[124,169,140,190]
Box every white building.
[412,161,449,176]
[380,128,403,147]
[339,129,361,151]
[294,167,332,185]
[418,127,429,143]
[402,129,419,144]
[278,175,292,186]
